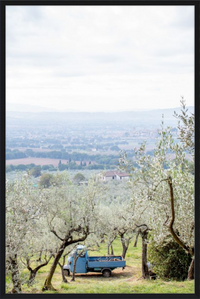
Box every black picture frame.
[1,1,199,298]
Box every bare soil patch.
[6,158,68,166]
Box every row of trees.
[6,164,57,173]
[6,162,116,175]
[6,149,121,165]
[6,135,129,152]
[6,149,27,160]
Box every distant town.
[6,106,193,173]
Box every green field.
[7,237,194,294]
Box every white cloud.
[6,5,194,111]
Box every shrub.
[73,173,85,184]
[148,237,192,281]
[39,173,54,188]
[30,166,41,177]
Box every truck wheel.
[102,269,111,278]
[64,269,70,276]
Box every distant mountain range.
[6,102,194,130]
[6,102,194,114]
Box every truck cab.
[64,245,87,275]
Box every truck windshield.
[77,250,85,257]
[69,250,75,257]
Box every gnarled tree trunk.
[187,258,194,280]
[110,244,114,255]
[27,254,53,286]
[134,230,140,247]
[71,249,86,282]
[108,244,114,255]
[9,255,22,293]
[58,263,68,283]
[141,229,149,279]
[42,227,89,291]
[166,177,194,280]
[42,241,69,291]
[120,232,131,259]
[28,270,37,286]
[58,253,69,283]
[107,236,115,256]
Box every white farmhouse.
[100,171,130,182]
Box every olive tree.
[6,175,49,293]
[121,177,153,278]
[57,245,76,283]
[119,107,194,279]
[97,194,137,259]
[41,179,101,291]
[20,225,57,286]
[112,199,136,259]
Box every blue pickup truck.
[63,245,126,277]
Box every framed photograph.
[2,1,199,297]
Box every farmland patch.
[6,157,68,166]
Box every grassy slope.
[19,237,194,294]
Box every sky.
[6,5,194,112]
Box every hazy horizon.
[6,101,194,114]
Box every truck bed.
[87,256,125,269]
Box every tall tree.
[6,175,47,293]
[119,102,194,279]
[42,179,101,291]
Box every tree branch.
[166,176,192,255]
[50,229,64,241]
[163,215,169,227]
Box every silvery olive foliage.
[6,174,103,292]
[42,178,101,241]
[6,174,57,292]
[174,98,194,155]
[119,115,194,255]
[96,190,136,257]
[42,178,104,291]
